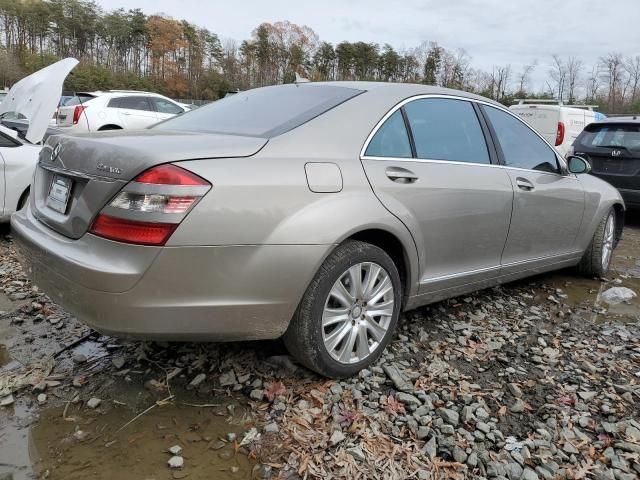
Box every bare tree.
[549,54,567,101]
[624,55,640,106]
[599,52,626,111]
[494,65,511,100]
[516,61,537,95]
[585,65,601,104]
[566,56,582,104]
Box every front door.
[361,97,514,294]
[481,105,585,272]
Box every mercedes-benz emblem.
[51,143,62,162]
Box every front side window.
[483,106,559,173]
[404,98,490,164]
[118,96,152,111]
[365,110,412,158]
[152,98,184,115]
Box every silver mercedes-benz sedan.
[12,82,624,377]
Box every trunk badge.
[96,163,123,175]
[50,143,61,161]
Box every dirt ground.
[1,213,639,480]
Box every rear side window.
[483,106,560,173]
[404,98,490,164]
[154,84,363,138]
[365,110,412,158]
[151,98,184,115]
[118,96,153,111]
[578,124,640,152]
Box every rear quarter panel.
[575,173,625,250]
[168,90,422,296]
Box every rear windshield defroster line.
[152,84,364,138]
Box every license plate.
[47,175,72,213]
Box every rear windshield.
[578,124,640,152]
[64,94,96,106]
[153,84,363,138]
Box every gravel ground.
[1,220,639,480]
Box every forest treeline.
[1,0,639,113]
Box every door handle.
[385,166,419,183]
[515,177,535,191]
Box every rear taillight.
[72,105,87,125]
[555,121,565,146]
[89,164,210,246]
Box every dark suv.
[573,116,640,209]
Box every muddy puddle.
[1,396,256,480]
[533,222,640,323]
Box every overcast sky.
[98,0,640,90]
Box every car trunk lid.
[32,129,267,239]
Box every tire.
[578,208,616,278]
[283,240,402,378]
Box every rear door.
[114,96,158,129]
[361,97,513,293]
[481,105,584,272]
[574,122,640,194]
[149,97,185,121]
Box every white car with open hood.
[0,58,78,222]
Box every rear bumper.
[619,188,640,208]
[11,207,332,341]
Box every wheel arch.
[340,227,417,306]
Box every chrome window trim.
[360,93,571,176]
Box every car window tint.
[107,98,121,108]
[404,98,490,164]
[152,98,184,115]
[483,106,560,173]
[154,84,363,138]
[578,124,640,153]
[119,96,152,111]
[365,110,412,158]
[0,132,17,147]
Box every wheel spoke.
[330,279,355,307]
[366,276,392,305]
[362,264,381,300]
[355,324,370,359]
[337,327,358,363]
[348,265,364,299]
[364,314,387,342]
[322,307,350,327]
[366,299,394,318]
[325,322,352,352]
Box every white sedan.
[0,58,78,222]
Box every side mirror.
[567,155,591,174]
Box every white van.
[509,100,602,157]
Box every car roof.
[300,81,504,108]
[597,115,640,123]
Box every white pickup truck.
[509,99,605,157]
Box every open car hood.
[0,58,78,144]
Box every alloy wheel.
[601,214,615,270]
[321,262,395,364]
